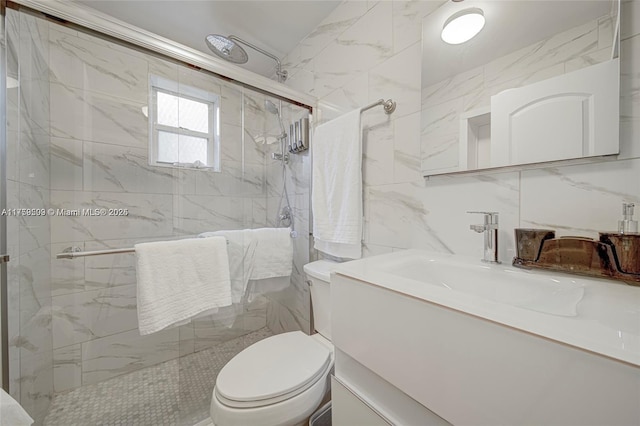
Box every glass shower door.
[0,0,8,392]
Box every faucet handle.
[467,211,499,225]
[467,211,499,215]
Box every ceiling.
[75,0,340,78]
[422,0,615,87]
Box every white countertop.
[334,250,640,367]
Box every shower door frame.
[9,0,315,109]
[0,0,9,392]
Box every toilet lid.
[215,331,332,407]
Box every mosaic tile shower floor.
[44,328,273,426]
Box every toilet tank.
[304,260,338,341]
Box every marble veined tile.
[19,13,49,83]
[393,111,422,184]
[422,65,484,110]
[178,66,222,97]
[520,159,640,239]
[172,194,250,235]
[53,344,81,393]
[299,0,368,64]
[362,118,394,186]
[51,241,85,296]
[84,241,136,291]
[18,350,53,425]
[619,34,640,160]
[81,327,180,386]
[421,98,463,172]
[52,284,138,349]
[50,82,148,149]
[13,301,52,360]
[83,236,180,292]
[421,97,463,140]
[220,82,243,127]
[366,173,520,262]
[484,19,599,88]
[83,141,175,194]
[19,76,50,137]
[243,91,268,134]
[49,27,148,103]
[219,125,242,172]
[17,244,51,307]
[148,55,179,81]
[50,137,83,191]
[195,161,265,198]
[621,0,640,41]
[313,2,393,99]
[285,68,315,95]
[18,130,49,189]
[318,72,368,122]
[265,277,309,335]
[193,297,267,352]
[369,41,422,119]
[598,14,615,50]
[17,183,50,255]
[564,47,611,73]
[464,63,565,113]
[49,191,173,243]
[392,0,445,53]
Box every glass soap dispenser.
[619,203,638,234]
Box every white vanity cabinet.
[490,59,619,167]
[330,377,391,426]
[330,253,640,426]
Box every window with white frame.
[149,75,220,170]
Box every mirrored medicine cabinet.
[421,0,621,177]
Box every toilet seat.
[215,331,332,408]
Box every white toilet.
[210,260,338,426]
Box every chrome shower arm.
[228,35,287,82]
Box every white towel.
[312,108,363,259]
[250,227,293,280]
[135,237,232,335]
[199,228,293,302]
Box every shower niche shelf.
[459,107,491,172]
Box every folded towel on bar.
[199,228,293,302]
[249,227,293,280]
[312,108,363,259]
[135,237,232,335]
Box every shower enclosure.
[1,4,312,425]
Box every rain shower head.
[205,34,248,64]
[204,34,287,82]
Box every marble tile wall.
[283,0,639,265]
[263,104,312,335]
[5,9,53,425]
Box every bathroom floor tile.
[43,327,273,426]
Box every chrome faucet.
[467,211,500,264]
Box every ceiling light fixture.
[441,8,485,45]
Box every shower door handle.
[0,254,9,264]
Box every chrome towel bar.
[360,98,396,115]
[56,247,134,259]
[57,239,234,260]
